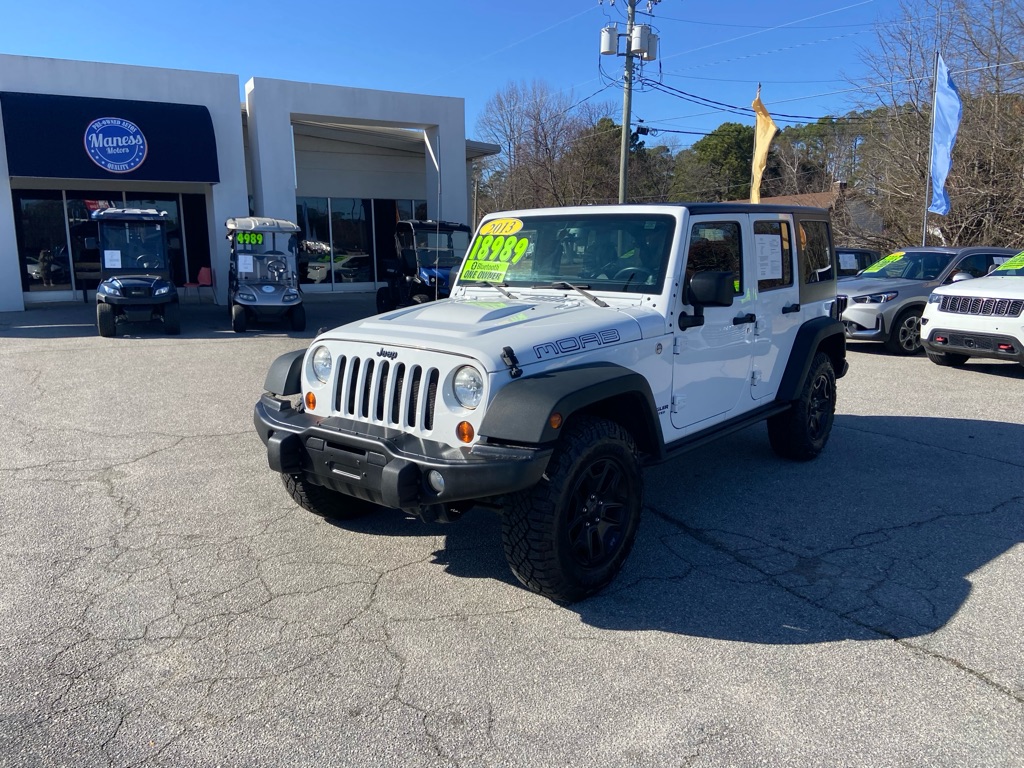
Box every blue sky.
[1,0,903,148]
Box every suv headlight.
[927,292,942,304]
[311,346,332,383]
[453,365,484,409]
[853,291,899,304]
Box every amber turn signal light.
[456,421,474,443]
[549,412,563,430]
[305,391,317,410]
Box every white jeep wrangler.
[255,204,848,602]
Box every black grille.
[334,355,439,430]
[939,295,1024,317]
[125,286,151,298]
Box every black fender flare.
[264,349,304,396]
[776,317,847,402]
[478,363,664,456]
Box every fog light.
[427,470,445,493]
[305,391,316,410]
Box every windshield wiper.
[545,281,609,308]
[481,281,517,300]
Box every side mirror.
[688,271,735,307]
[951,271,974,282]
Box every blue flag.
[929,55,962,215]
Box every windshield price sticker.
[479,218,523,237]
[461,260,511,282]
[993,251,1024,272]
[460,231,533,282]
[864,252,905,273]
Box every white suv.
[255,204,848,602]
[920,251,1024,367]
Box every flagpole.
[922,51,939,247]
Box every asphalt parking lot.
[1,295,1022,767]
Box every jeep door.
[671,215,755,430]
[749,215,802,400]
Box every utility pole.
[618,0,637,204]
[600,0,659,204]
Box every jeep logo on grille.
[376,348,398,360]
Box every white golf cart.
[226,217,304,333]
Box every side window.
[949,253,989,280]
[798,220,833,283]
[687,221,743,294]
[754,220,793,292]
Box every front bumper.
[254,394,553,513]
[922,328,1024,362]
[841,304,888,341]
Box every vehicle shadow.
[0,294,379,341]
[328,414,1024,643]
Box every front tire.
[926,350,969,367]
[231,303,247,333]
[96,302,116,337]
[885,307,923,355]
[290,304,306,332]
[163,301,181,335]
[282,474,375,520]
[501,416,643,603]
[768,351,837,461]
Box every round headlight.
[452,365,484,409]
[311,346,332,383]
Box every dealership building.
[0,54,497,312]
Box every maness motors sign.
[84,117,148,173]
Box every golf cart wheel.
[231,304,247,333]
[163,301,181,335]
[96,302,116,338]
[411,293,431,304]
[290,304,306,332]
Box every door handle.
[732,313,757,325]
[782,303,801,314]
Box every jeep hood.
[318,296,666,372]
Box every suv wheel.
[501,416,642,603]
[96,302,116,338]
[768,351,836,461]
[282,474,376,519]
[926,350,969,367]
[885,307,923,355]
[231,304,247,333]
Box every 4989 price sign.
[460,218,530,282]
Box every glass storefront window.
[295,197,330,286]
[414,200,428,220]
[330,198,374,284]
[65,193,122,295]
[14,192,69,293]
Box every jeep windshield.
[858,250,953,280]
[457,214,676,294]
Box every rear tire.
[768,351,837,461]
[282,474,376,520]
[231,303,247,333]
[290,304,306,332]
[926,350,969,367]
[501,416,643,603]
[884,307,923,355]
[96,302,116,338]
[163,301,181,335]
[411,293,431,304]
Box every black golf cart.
[375,219,471,313]
[92,208,180,337]
[226,217,304,333]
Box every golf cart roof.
[91,208,170,222]
[226,217,300,234]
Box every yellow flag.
[750,86,778,204]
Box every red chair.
[182,266,212,303]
